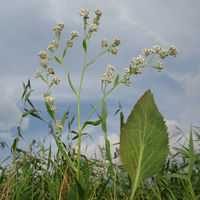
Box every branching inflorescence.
[34,8,177,200]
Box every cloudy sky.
[0,0,200,161]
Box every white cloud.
[0,86,29,131]
[0,132,13,140]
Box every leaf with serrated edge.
[120,89,169,198]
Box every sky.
[0,0,200,161]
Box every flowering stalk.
[34,8,178,200]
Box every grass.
[0,116,200,199]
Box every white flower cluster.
[47,40,59,53]
[44,94,56,105]
[38,50,49,68]
[79,8,89,18]
[101,65,115,85]
[70,31,79,39]
[66,31,79,48]
[154,61,164,72]
[168,45,178,56]
[34,69,43,78]
[131,55,147,74]
[52,23,64,38]
[107,37,121,55]
[88,23,98,32]
[52,76,61,85]
[122,68,131,86]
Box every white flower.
[94,9,102,17]
[70,31,79,39]
[132,66,142,74]
[79,8,89,18]
[34,69,43,78]
[153,45,164,54]
[113,37,121,47]
[142,48,153,56]
[38,51,47,59]
[47,44,54,53]
[52,76,61,85]
[53,24,64,37]
[168,45,178,56]
[47,67,55,75]
[40,57,49,68]
[107,65,115,73]
[131,55,146,66]
[88,23,98,32]
[51,40,59,48]
[45,95,56,105]
[111,48,118,55]
[101,73,112,85]
[55,120,63,131]
[123,68,130,75]
[155,61,164,72]
[122,76,131,86]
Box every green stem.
[81,79,124,132]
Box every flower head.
[47,67,55,75]
[88,23,98,32]
[70,31,79,39]
[52,76,61,85]
[142,48,154,57]
[131,55,146,66]
[53,24,65,37]
[79,8,89,18]
[101,39,108,48]
[168,45,178,56]
[123,68,130,75]
[40,58,49,68]
[110,48,118,55]
[154,61,164,72]
[45,95,56,105]
[34,69,43,78]
[66,39,73,47]
[38,51,47,59]
[122,76,131,86]
[94,9,102,17]
[113,37,121,47]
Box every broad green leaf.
[82,39,87,53]
[120,89,169,198]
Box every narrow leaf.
[113,74,119,87]
[188,126,194,179]
[101,100,107,133]
[120,89,169,198]
[61,111,69,127]
[82,39,87,53]
[82,118,103,130]
[63,47,68,58]
[68,73,77,96]
[45,102,56,121]
[54,56,62,64]
[22,109,38,118]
